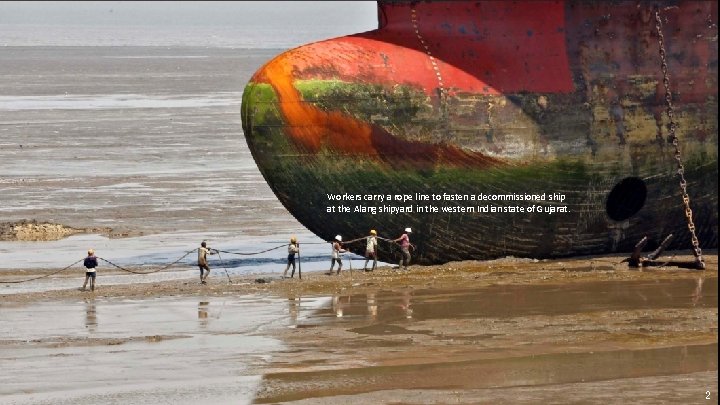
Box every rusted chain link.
[654,8,704,270]
[410,7,450,137]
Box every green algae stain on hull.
[241,80,717,263]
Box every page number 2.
[707,391,711,400]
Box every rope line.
[215,251,233,283]
[98,249,196,275]
[0,233,423,284]
[0,258,84,284]
[215,244,288,256]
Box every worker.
[198,241,216,284]
[283,236,300,278]
[393,227,412,270]
[82,248,98,291]
[364,229,378,272]
[327,235,345,275]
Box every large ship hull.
[241,1,717,264]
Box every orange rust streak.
[257,50,503,169]
[262,52,378,156]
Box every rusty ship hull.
[241,1,718,264]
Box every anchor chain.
[410,7,450,139]
[654,8,704,269]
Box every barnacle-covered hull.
[241,1,718,264]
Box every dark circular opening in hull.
[606,177,647,221]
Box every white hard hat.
[405,227,412,233]
[335,235,342,242]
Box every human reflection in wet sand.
[198,301,209,328]
[288,297,301,326]
[692,276,704,306]
[400,289,413,319]
[332,295,346,318]
[367,292,377,319]
[84,298,97,332]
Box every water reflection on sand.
[0,296,286,404]
[84,298,97,332]
[254,276,718,403]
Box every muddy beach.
[1,253,717,404]
[251,256,718,404]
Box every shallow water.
[0,295,331,405]
[0,47,290,236]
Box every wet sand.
[0,295,293,405]
[0,47,296,237]
[1,253,717,404]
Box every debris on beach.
[0,220,83,241]
[0,220,135,241]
